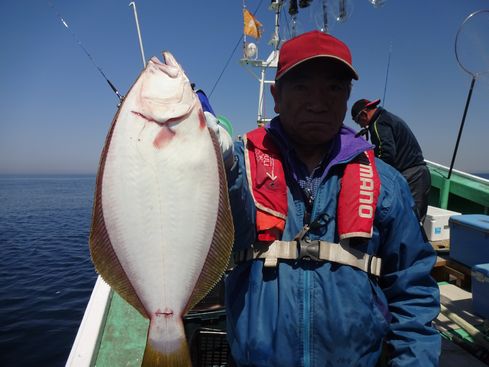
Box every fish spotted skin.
[89,51,234,366]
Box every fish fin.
[185,127,235,311]
[142,342,191,367]
[89,111,148,318]
[142,318,192,367]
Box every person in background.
[195,87,216,116]
[208,30,440,366]
[351,99,431,223]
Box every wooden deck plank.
[436,283,483,330]
[440,338,488,367]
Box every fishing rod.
[382,42,392,107]
[129,1,146,68]
[48,1,123,102]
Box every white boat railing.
[425,159,489,185]
[66,276,112,367]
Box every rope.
[209,0,265,98]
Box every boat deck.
[68,277,489,366]
[96,291,147,366]
[436,283,489,367]
[71,283,230,366]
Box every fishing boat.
[67,1,489,366]
[427,160,489,215]
[66,163,489,367]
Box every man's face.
[272,58,351,147]
[353,109,370,128]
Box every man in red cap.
[351,98,431,223]
[210,30,440,366]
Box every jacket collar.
[266,116,374,179]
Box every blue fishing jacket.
[224,121,440,367]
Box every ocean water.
[475,173,489,180]
[1,172,488,366]
[0,175,97,367]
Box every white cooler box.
[423,206,461,241]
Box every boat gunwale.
[426,160,489,185]
[66,276,112,367]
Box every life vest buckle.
[297,239,321,261]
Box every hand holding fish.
[204,111,234,169]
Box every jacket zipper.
[303,269,311,367]
[300,156,361,367]
[303,187,313,367]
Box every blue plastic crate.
[472,263,489,319]
[449,214,489,267]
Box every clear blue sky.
[1,0,488,174]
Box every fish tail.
[142,318,192,367]
[141,341,192,367]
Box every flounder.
[89,52,234,366]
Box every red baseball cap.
[276,30,359,80]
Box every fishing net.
[455,9,489,78]
[448,9,489,178]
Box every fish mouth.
[149,53,180,78]
[136,51,196,125]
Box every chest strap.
[233,240,382,276]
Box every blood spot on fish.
[198,110,206,130]
[155,308,174,318]
[153,125,176,149]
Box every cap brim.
[365,99,381,108]
[277,54,359,80]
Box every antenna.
[269,0,283,49]
[129,2,146,68]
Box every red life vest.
[243,127,380,242]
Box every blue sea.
[1,172,489,366]
[0,175,97,367]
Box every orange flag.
[243,8,262,39]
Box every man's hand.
[205,111,234,169]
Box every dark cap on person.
[351,98,381,119]
[275,30,359,81]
